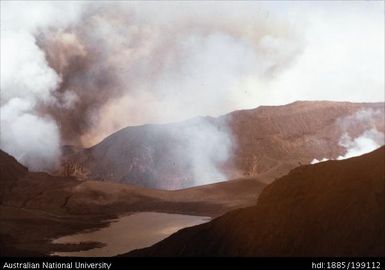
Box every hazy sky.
[1,1,384,169]
[259,1,384,106]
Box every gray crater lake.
[51,212,210,257]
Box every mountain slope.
[126,146,385,257]
[62,101,384,189]
[0,149,265,255]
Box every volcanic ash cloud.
[1,2,302,178]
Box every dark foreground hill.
[125,146,385,257]
[0,150,265,256]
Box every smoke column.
[0,2,85,170]
[1,2,302,181]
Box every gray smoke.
[0,2,84,170]
[1,1,302,181]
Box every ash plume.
[35,2,303,146]
[0,2,84,170]
[1,1,302,179]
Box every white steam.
[0,99,61,171]
[175,118,232,187]
[311,158,329,164]
[310,109,385,164]
[337,129,384,160]
[0,2,85,171]
[1,1,301,181]
[77,2,303,145]
[1,1,383,187]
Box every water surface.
[52,212,210,256]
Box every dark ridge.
[125,146,385,257]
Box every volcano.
[62,101,384,189]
